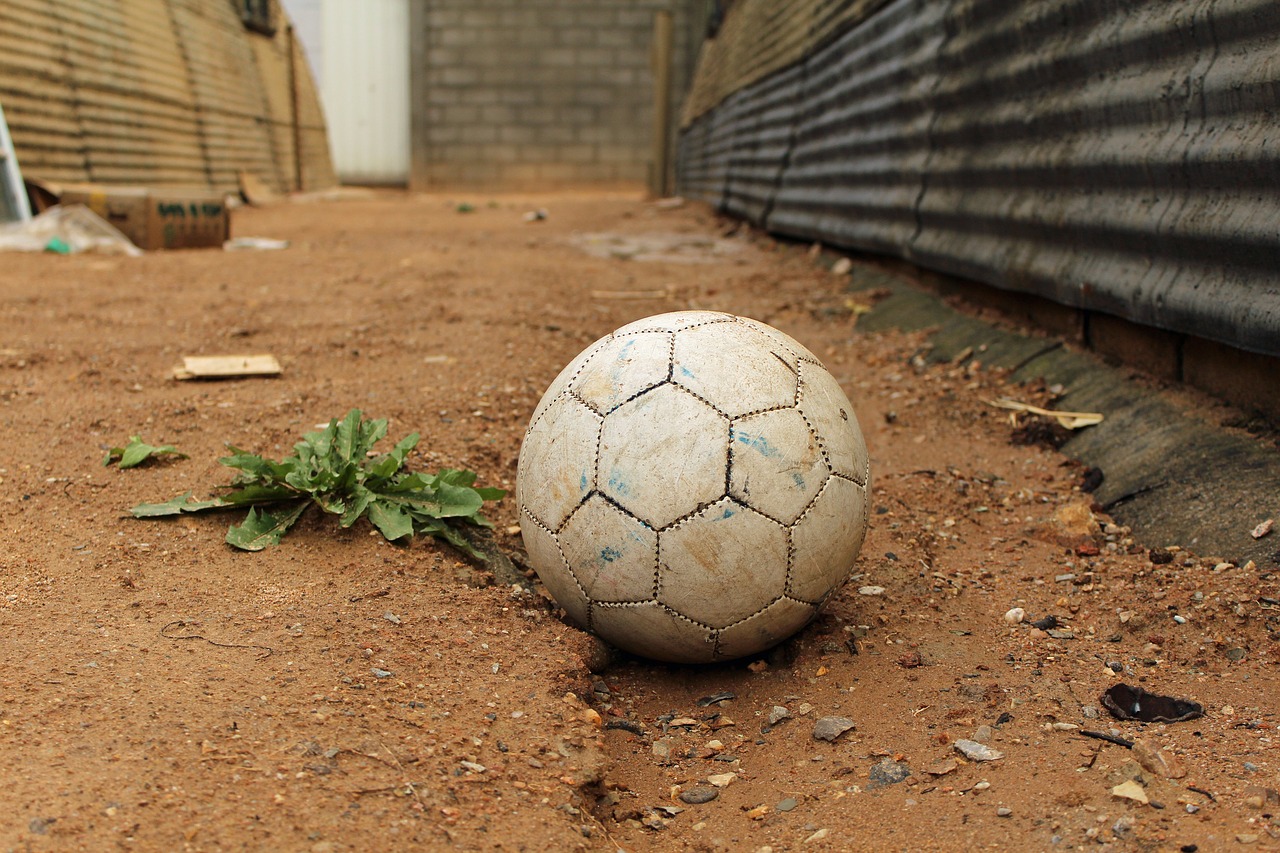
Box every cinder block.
[557,27,596,46]
[499,125,539,144]
[439,67,480,86]
[517,105,558,125]
[575,47,615,67]
[481,104,518,124]
[458,125,499,144]
[542,48,576,67]
[443,104,481,125]
[557,105,597,126]
[482,143,521,163]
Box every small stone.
[954,740,1004,761]
[1111,780,1149,804]
[1131,739,1186,779]
[804,828,830,844]
[1173,614,1187,624]
[996,807,1012,817]
[776,797,799,812]
[868,758,911,787]
[1225,648,1247,662]
[583,636,613,673]
[707,772,736,788]
[797,702,815,716]
[679,786,719,805]
[812,716,856,742]
[1251,518,1274,539]
[1236,834,1259,844]
[768,706,790,725]
[858,585,885,596]
[972,725,993,744]
[382,611,401,625]
[459,760,486,773]
[973,781,991,791]
[1003,607,1025,625]
[371,668,392,678]
[925,759,957,776]
[651,740,672,760]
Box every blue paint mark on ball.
[734,431,782,458]
[600,546,623,563]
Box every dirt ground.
[1,191,1277,852]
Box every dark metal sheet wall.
[677,0,1280,357]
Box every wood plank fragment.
[174,354,281,380]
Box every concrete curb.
[853,271,1280,569]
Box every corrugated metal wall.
[678,0,1280,359]
[0,0,335,194]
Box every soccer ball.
[516,311,869,663]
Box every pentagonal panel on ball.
[672,321,799,417]
[658,499,788,629]
[517,393,602,530]
[729,409,829,524]
[559,495,658,602]
[597,384,728,529]
[570,332,671,415]
[796,362,868,482]
[591,601,717,664]
[519,508,590,628]
[735,316,821,367]
[789,475,868,603]
[717,596,816,660]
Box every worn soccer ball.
[516,311,869,663]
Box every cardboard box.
[56,184,229,250]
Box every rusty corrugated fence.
[678,0,1280,358]
[0,0,334,194]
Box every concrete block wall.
[410,0,703,190]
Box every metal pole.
[650,10,674,198]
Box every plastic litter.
[0,204,142,256]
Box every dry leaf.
[987,397,1103,429]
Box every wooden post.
[287,23,304,192]
[650,9,674,198]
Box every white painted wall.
[281,0,410,185]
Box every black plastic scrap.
[1101,683,1204,723]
